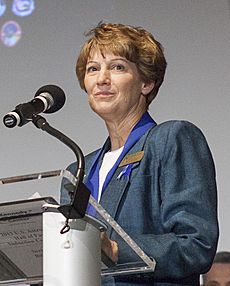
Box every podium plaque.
[0,197,53,285]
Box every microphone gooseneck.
[32,114,90,222]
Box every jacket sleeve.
[114,121,219,280]
[60,162,78,205]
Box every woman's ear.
[141,81,155,95]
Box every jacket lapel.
[99,129,152,234]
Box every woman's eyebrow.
[86,60,98,65]
[110,58,128,63]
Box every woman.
[61,22,218,285]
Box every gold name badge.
[119,151,144,167]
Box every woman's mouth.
[94,91,115,97]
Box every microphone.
[3,84,66,128]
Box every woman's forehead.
[87,44,127,60]
[88,49,123,61]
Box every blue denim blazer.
[60,120,219,286]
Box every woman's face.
[84,51,151,122]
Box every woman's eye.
[86,66,97,73]
[112,64,125,71]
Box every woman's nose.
[97,69,111,85]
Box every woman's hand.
[101,232,118,263]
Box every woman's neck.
[105,111,145,151]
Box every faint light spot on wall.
[0,0,7,17]
[12,0,35,17]
[0,21,22,47]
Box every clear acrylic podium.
[0,170,155,285]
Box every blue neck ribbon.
[85,112,156,215]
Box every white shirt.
[98,146,124,201]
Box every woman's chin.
[90,103,118,118]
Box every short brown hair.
[76,22,167,105]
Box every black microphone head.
[34,84,66,114]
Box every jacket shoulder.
[152,120,205,136]
[147,120,207,145]
[144,120,210,162]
